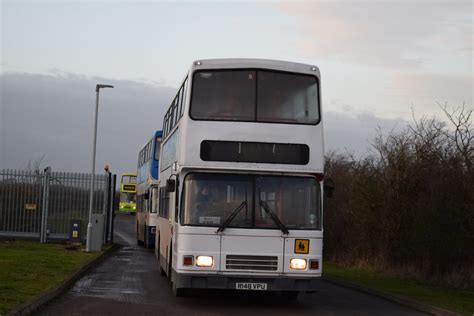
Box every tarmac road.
[38,214,426,316]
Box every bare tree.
[26,154,46,183]
[440,102,473,171]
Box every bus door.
[158,185,174,275]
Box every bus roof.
[189,58,320,77]
[121,172,137,177]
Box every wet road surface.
[38,214,426,315]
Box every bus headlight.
[196,255,213,267]
[290,258,307,270]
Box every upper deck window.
[190,69,319,125]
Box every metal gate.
[0,168,116,243]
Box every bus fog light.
[290,258,307,270]
[309,259,319,270]
[183,255,194,266]
[196,255,213,267]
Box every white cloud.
[279,0,472,71]
[389,72,473,114]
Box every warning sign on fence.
[25,203,36,211]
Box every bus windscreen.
[181,173,321,230]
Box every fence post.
[110,174,117,244]
[106,172,114,243]
[40,167,51,243]
[104,171,112,244]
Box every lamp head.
[96,84,114,92]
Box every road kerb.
[322,276,462,316]
[7,243,121,316]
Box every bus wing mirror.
[166,179,176,193]
[324,178,335,198]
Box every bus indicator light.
[183,256,194,266]
[309,260,319,270]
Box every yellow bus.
[119,173,137,214]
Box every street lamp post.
[86,84,114,252]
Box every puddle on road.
[120,247,136,252]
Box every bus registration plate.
[235,282,267,291]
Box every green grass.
[0,240,98,315]
[323,261,474,315]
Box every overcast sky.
[1,0,472,176]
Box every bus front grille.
[226,255,278,271]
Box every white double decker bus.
[156,58,324,298]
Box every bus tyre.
[136,224,144,246]
[144,226,148,248]
[172,282,186,297]
[281,291,299,301]
[158,238,165,276]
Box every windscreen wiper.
[259,200,289,235]
[216,201,248,233]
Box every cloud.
[390,72,473,113]
[0,71,428,174]
[279,1,472,69]
[324,110,406,157]
[1,71,175,176]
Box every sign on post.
[70,219,82,243]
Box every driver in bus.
[192,183,212,222]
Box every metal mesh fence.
[0,169,109,241]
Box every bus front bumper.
[173,271,322,291]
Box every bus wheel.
[136,224,143,246]
[157,236,165,275]
[172,282,186,297]
[281,291,299,301]
[144,225,148,248]
[160,265,166,276]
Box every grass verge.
[0,240,99,315]
[323,261,474,315]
